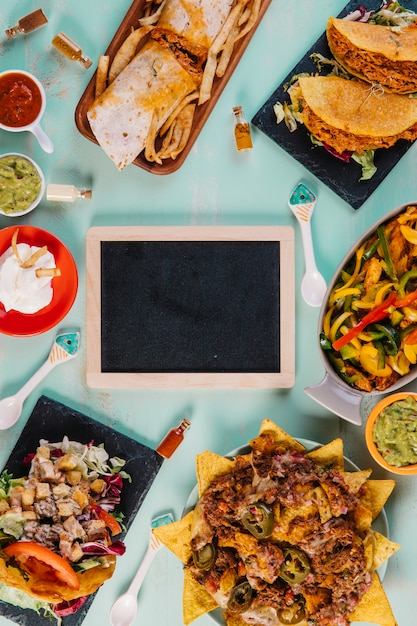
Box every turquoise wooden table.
[0,1,416,625]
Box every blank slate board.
[86,226,295,388]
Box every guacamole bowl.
[365,392,417,475]
[0,153,45,217]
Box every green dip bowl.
[0,153,45,217]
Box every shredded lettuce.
[0,582,59,623]
[352,150,377,180]
[0,471,23,500]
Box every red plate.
[0,225,78,336]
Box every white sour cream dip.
[0,243,56,313]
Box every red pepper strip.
[404,328,417,345]
[394,288,417,308]
[332,292,397,352]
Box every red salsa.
[0,72,43,127]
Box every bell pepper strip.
[377,225,397,281]
[400,223,417,245]
[395,287,417,307]
[332,292,397,351]
[96,506,123,536]
[404,327,417,345]
[330,311,352,344]
[4,541,80,590]
[334,243,366,292]
[359,343,392,377]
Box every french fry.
[108,25,154,83]
[95,54,110,98]
[35,268,61,278]
[20,246,48,269]
[158,104,196,160]
[139,0,167,25]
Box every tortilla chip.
[352,502,373,532]
[183,568,218,624]
[153,510,193,564]
[196,450,235,497]
[359,479,396,520]
[372,530,401,569]
[306,437,344,470]
[250,418,305,452]
[340,468,372,493]
[350,572,398,626]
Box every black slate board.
[252,0,417,210]
[0,395,163,626]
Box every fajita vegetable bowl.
[306,201,417,425]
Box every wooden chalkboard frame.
[86,226,295,388]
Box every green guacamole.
[373,397,417,467]
[0,155,42,214]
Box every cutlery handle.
[127,543,159,597]
[298,217,319,274]
[15,331,80,403]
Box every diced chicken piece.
[363,257,383,292]
[53,483,71,499]
[84,519,107,542]
[59,533,84,562]
[38,458,57,482]
[63,515,86,541]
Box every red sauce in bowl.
[0,72,43,127]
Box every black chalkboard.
[86,226,295,388]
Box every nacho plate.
[155,420,399,626]
[184,440,390,626]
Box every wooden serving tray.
[75,0,271,174]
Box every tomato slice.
[4,541,80,590]
[97,507,122,536]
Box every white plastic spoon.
[0,331,80,430]
[288,183,327,307]
[110,512,174,626]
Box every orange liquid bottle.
[52,32,92,68]
[5,9,48,38]
[156,419,191,459]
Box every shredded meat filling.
[328,25,417,93]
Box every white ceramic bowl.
[0,153,45,217]
[305,201,417,425]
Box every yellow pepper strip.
[328,287,361,305]
[323,306,335,339]
[330,311,352,343]
[397,205,417,223]
[352,282,394,310]
[359,344,392,377]
[404,344,417,365]
[374,283,395,305]
[400,224,417,245]
[357,331,374,342]
[334,243,366,292]
[402,306,417,322]
[387,352,411,376]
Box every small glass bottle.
[156,418,191,459]
[46,184,92,202]
[51,32,92,69]
[233,106,253,151]
[5,9,48,39]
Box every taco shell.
[327,16,417,94]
